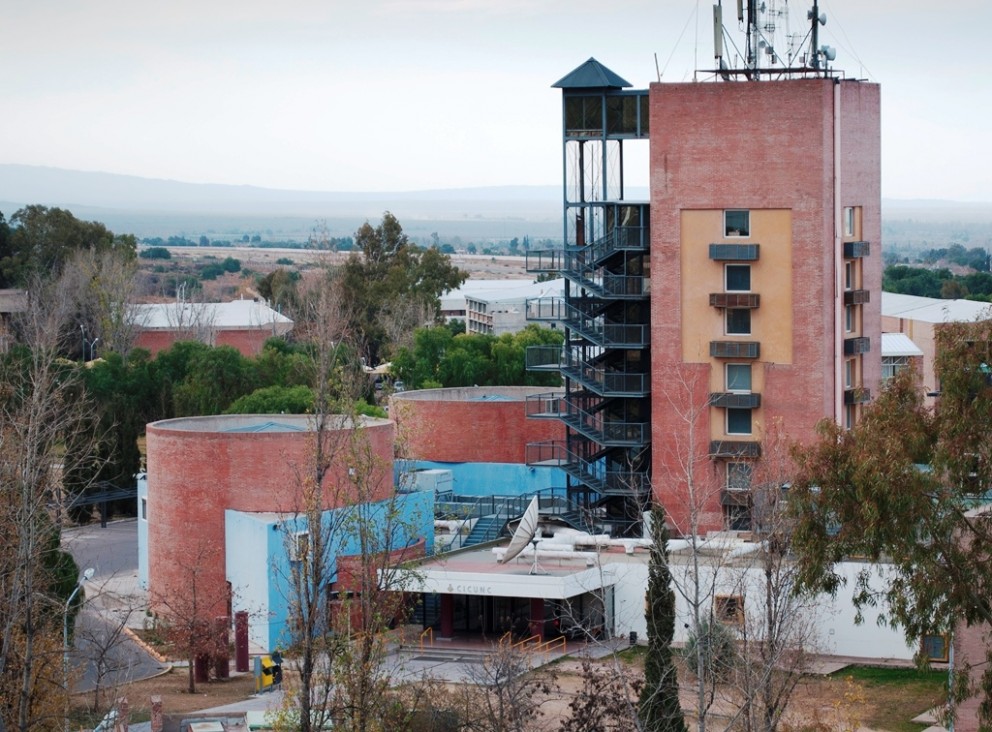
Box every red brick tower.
[650,77,881,534]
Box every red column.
[440,595,454,639]
[530,598,545,641]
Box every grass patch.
[829,665,947,732]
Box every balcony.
[559,350,650,397]
[710,441,762,459]
[844,289,871,305]
[844,241,870,258]
[525,441,651,497]
[559,398,649,447]
[525,392,564,418]
[525,345,562,371]
[526,249,562,273]
[844,337,871,356]
[710,341,760,359]
[709,293,760,309]
[709,392,762,409]
[709,244,760,261]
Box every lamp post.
[87,337,100,361]
[80,325,86,362]
[63,567,94,731]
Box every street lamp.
[87,337,100,361]
[63,567,94,731]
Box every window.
[727,462,753,491]
[726,364,752,393]
[921,634,949,663]
[725,264,751,292]
[844,359,855,389]
[290,531,310,562]
[724,504,751,531]
[727,408,752,435]
[845,305,854,333]
[844,404,856,430]
[844,207,855,237]
[726,308,751,335]
[715,595,745,624]
[882,355,910,382]
[725,210,750,237]
[845,261,854,291]
[140,497,147,521]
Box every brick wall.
[393,387,565,464]
[146,415,394,616]
[648,78,881,533]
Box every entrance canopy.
[391,543,617,600]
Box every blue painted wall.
[402,461,566,497]
[226,491,435,651]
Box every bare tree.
[72,587,145,718]
[0,274,97,732]
[455,640,558,732]
[152,539,228,694]
[63,248,142,358]
[272,279,427,732]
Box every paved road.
[61,520,167,692]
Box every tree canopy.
[0,206,136,287]
[338,212,466,365]
[791,318,992,724]
[390,324,564,390]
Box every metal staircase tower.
[524,59,651,537]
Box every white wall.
[609,556,913,661]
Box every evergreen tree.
[639,505,687,732]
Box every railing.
[525,392,563,418]
[419,627,434,650]
[525,441,650,496]
[559,350,650,396]
[511,634,542,652]
[525,344,563,371]
[536,636,567,654]
[559,398,649,446]
[526,249,563,273]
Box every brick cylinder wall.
[392,386,565,464]
[146,414,394,617]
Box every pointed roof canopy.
[552,58,632,90]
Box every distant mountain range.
[0,164,989,242]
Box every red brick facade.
[392,386,564,464]
[135,328,276,357]
[145,414,394,614]
[649,79,881,533]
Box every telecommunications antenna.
[498,496,542,572]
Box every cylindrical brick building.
[145,414,394,615]
[392,386,564,464]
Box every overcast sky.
[2,1,989,201]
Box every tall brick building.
[527,28,881,535]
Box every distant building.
[441,279,564,335]
[0,289,27,353]
[882,291,992,399]
[131,298,293,356]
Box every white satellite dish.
[498,496,540,564]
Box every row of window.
[724,206,859,240]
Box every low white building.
[441,279,565,335]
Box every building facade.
[528,59,881,535]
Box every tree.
[454,640,557,732]
[339,212,466,365]
[0,206,135,288]
[0,274,95,732]
[172,345,257,416]
[640,506,688,732]
[789,321,992,727]
[273,276,425,732]
[562,657,644,732]
[153,540,228,694]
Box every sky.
[2,0,990,201]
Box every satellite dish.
[498,496,540,564]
